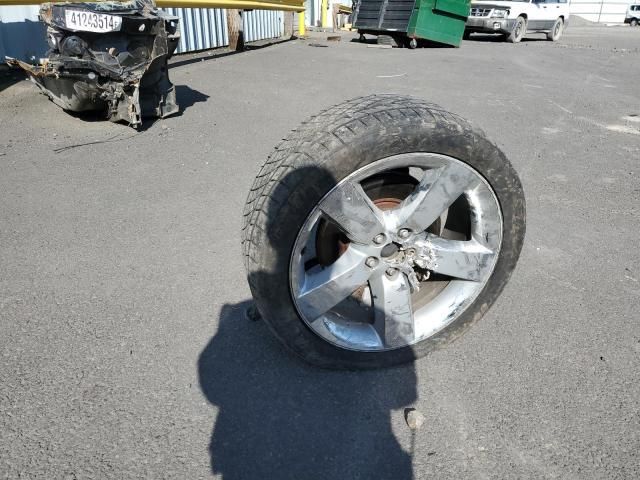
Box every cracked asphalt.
[1,23,639,479]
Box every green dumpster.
[353,0,470,47]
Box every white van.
[625,3,640,26]
[465,0,571,43]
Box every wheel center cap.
[380,242,400,258]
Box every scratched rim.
[289,153,503,352]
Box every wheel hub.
[379,237,436,292]
[380,242,400,258]
[369,198,436,291]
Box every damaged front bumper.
[7,0,180,128]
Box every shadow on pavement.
[169,37,294,70]
[6,82,209,131]
[112,84,208,131]
[0,68,26,94]
[132,84,209,131]
[468,33,548,42]
[198,302,417,480]
[176,84,209,113]
[198,164,418,479]
[350,36,453,48]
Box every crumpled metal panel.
[8,1,181,128]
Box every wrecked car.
[8,0,179,128]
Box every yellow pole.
[298,10,306,36]
[321,0,328,28]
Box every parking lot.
[1,23,639,478]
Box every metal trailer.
[353,0,470,48]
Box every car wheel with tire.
[547,18,564,41]
[631,18,639,27]
[507,16,526,43]
[242,95,526,369]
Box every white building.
[570,0,633,23]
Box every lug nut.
[365,257,379,268]
[398,228,411,239]
[373,233,386,245]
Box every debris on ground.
[404,408,425,430]
[245,304,262,322]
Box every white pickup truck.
[625,3,640,26]
[464,0,570,43]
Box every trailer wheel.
[242,95,526,369]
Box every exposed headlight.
[492,9,508,18]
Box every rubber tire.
[241,95,526,369]
[507,16,526,43]
[407,37,418,49]
[631,18,638,27]
[546,18,564,41]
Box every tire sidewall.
[250,113,525,369]
[517,17,526,40]
[551,18,563,40]
[509,17,526,43]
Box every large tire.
[242,95,526,369]
[507,16,526,43]
[547,17,564,41]
[631,18,638,27]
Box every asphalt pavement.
[1,24,639,479]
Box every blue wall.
[0,6,47,62]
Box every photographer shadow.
[198,165,419,479]
[198,301,417,479]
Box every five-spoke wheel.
[290,153,502,351]
[242,95,525,368]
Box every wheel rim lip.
[288,153,504,353]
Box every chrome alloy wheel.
[289,153,503,352]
